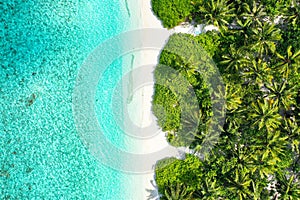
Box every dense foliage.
[151,0,193,28]
[152,33,221,147]
[155,155,203,197]
[152,0,300,199]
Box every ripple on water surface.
[0,0,130,199]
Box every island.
[151,0,300,199]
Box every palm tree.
[243,128,288,180]
[220,45,251,73]
[250,22,282,57]
[276,172,300,199]
[225,83,243,113]
[225,168,253,199]
[193,176,224,199]
[164,183,193,200]
[264,79,297,111]
[233,17,255,45]
[248,158,276,179]
[275,46,300,79]
[231,1,267,46]
[259,131,288,164]
[251,180,270,200]
[281,117,300,153]
[181,110,202,133]
[225,112,244,135]
[195,0,235,32]
[241,0,267,28]
[223,135,255,173]
[180,110,205,147]
[248,99,282,133]
[178,62,198,78]
[242,59,272,86]
[282,0,300,27]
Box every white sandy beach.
[120,1,219,198]
[121,0,177,199]
[122,3,221,198]
[137,3,166,197]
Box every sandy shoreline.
[136,1,167,199]
[138,2,165,199]
[121,0,175,199]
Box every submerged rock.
[0,169,10,178]
[26,93,37,106]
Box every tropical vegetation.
[151,0,193,28]
[151,0,300,199]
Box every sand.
[119,1,219,198]
[134,2,167,200]
[119,1,181,199]
[119,0,174,199]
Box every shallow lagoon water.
[1,0,132,199]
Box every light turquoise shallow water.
[1,0,133,199]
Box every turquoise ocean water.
[1,0,133,199]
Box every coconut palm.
[230,0,245,16]
[275,46,300,79]
[281,117,300,152]
[251,180,270,200]
[241,0,267,27]
[193,176,224,199]
[258,131,288,164]
[164,183,193,200]
[232,1,267,46]
[264,79,297,111]
[248,158,276,179]
[276,172,300,199]
[225,169,253,199]
[242,59,272,86]
[223,136,255,173]
[225,111,244,134]
[179,63,198,78]
[246,140,279,179]
[248,99,282,133]
[244,127,288,179]
[220,45,251,73]
[225,83,243,113]
[181,110,202,133]
[180,110,206,147]
[195,0,235,32]
[234,18,253,45]
[282,0,300,27]
[250,22,282,56]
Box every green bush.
[152,83,181,132]
[152,1,300,198]
[261,0,291,16]
[151,0,193,28]
[155,154,203,196]
[195,31,220,57]
[152,33,214,147]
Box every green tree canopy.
[151,0,193,28]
